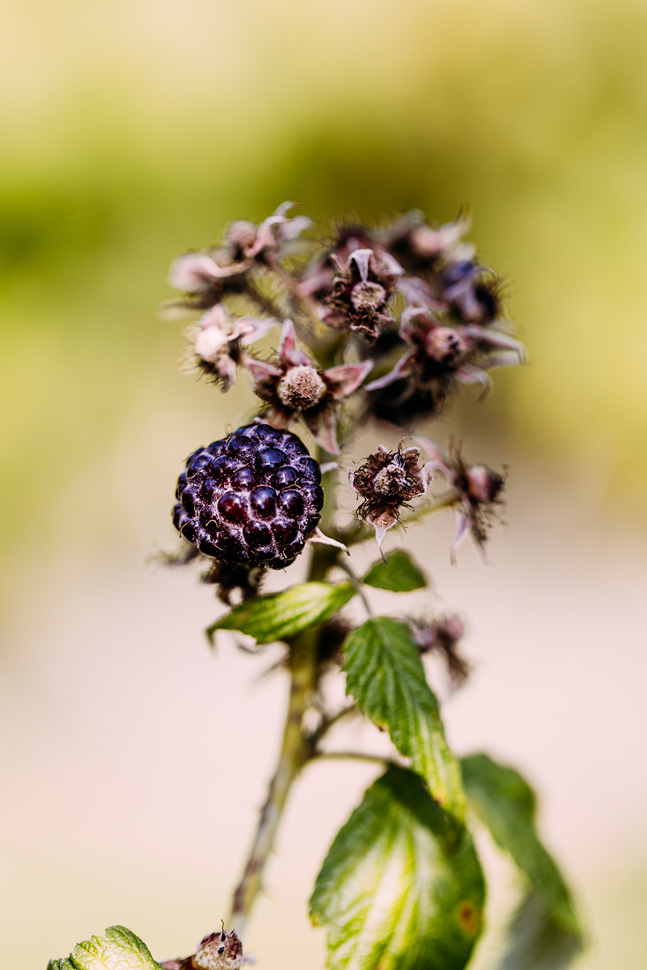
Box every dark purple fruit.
[171,423,323,569]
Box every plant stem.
[229,456,338,933]
[312,750,396,767]
[338,487,461,547]
[229,630,317,935]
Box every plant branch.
[338,488,461,547]
[244,279,287,321]
[229,631,317,935]
[311,703,359,747]
[337,560,374,618]
[312,750,397,768]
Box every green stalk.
[228,458,339,933]
[229,628,318,936]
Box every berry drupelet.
[172,423,324,569]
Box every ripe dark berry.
[172,423,324,569]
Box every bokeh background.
[1,0,646,967]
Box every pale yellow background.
[1,1,646,968]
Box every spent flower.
[416,436,505,559]
[167,203,311,312]
[410,614,471,689]
[367,305,524,422]
[160,928,244,970]
[246,319,372,454]
[320,248,403,339]
[186,304,276,390]
[380,209,472,275]
[349,443,434,557]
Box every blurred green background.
[1,0,646,968]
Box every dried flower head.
[238,201,312,262]
[247,319,372,453]
[160,928,243,970]
[410,614,471,689]
[350,443,433,556]
[440,256,503,325]
[168,250,251,311]
[380,209,472,275]
[184,304,276,390]
[366,306,524,423]
[194,929,243,970]
[166,203,310,314]
[297,221,381,301]
[320,248,403,340]
[417,436,505,559]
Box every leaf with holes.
[310,765,484,970]
[343,617,465,822]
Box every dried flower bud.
[186,304,276,390]
[320,248,402,340]
[165,204,310,316]
[366,306,524,424]
[441,257,503,325]
[160,929,243,970]
[236,201,312,262]
[168,250,250,311]
[379,209,472,274]
[416,437,505,559]
[247,319,372,453]
[411,614,471,689]
[297,222,379,301]
[193,930,243,970]
[350,443,433,556]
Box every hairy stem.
[229,631,317,935]
[245,279,287,321]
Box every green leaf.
[461,754,581,936]
[310,765,485,970]
[496,891,583,970]
[206,581,355,645]
[362,550,427,592]
[49,925,163,970]
[343,617,466,822]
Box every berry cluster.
[172,423,324,569]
